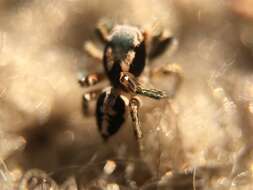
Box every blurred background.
[0,0,253,189]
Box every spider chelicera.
[79,19,182,151]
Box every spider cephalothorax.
[103,25,146,89]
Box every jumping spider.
[79,19,182,151]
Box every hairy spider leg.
[129,96,144,152]
[84,19,114,60]
[119,71,170,99]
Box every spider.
[79,19,182,151]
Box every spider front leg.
[119,72,170,99]
[129,96,144,152]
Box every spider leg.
[84,19,114,60]
[143,25,177,60]
[81,19,113,112]
[129,96,144,152]
[151,63,182,77]
[150,63,183,96]
[78,72,106,87]
[95,18,114,43]
[149,30,176,60]
[119,72,170,99]
[83,41,103,61]
[78,71,109,115]
[82,89,101,115]
[81,83,111,115]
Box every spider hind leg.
[129,96,144,152]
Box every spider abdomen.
[96,90,126,139]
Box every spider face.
[103,25,146,88]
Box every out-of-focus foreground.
[0,0,253,189]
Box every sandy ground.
[0,0,253,189]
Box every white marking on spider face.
[120,50,135,72]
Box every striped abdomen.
[96,90,126,140]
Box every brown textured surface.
[0,0,253,189]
